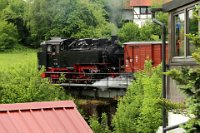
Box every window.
[140,7,147,14]
[173,5,199,58]
[140,7,151,14]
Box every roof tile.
[130,0,152,7]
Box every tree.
[139,21,155,41]
[1,0,30,45]
[26,0,57,47]
[152,12,168,39]
[112,61,162,133]
[26,0,114,47]
[117,22,140,42]
[0,20,18,50]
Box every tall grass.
[0,49,72,104]
[0,49,37,71]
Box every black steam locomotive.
[38,36,124,84]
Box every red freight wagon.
[124,42,168,72]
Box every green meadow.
[0,50,37,71]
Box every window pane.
[140,7,147,14]
[175,13,185,56]
[188,9,198,56]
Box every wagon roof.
[123,41,164,45]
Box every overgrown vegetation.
[90,61,163,133]
[89,113,112,133]
[0,51,72,103]
[0,20,18,50]
[166,6,200,133]
[112,61,162,133]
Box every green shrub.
[89,113,112,133]
[0,52,71,103]
[112,61,162,133]
[117,22,140,42]
[89,61,163,133]
[0,20,18,50]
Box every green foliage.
[26,0,114,47]
[0,0,8,12]
[118,12,168,43]
[166,67,200,132]
[166,6,200,132]
[153,12,168,39]
[139,21,155,41]
[191,49,200,63]
[1,0,30,45]
[151,0,164,8]
[158,99,185,113]
[0,0,168,48]
[89,113,112,133]
[0,51,72,103]
[118,22,140,42]
[112,60,162,133]
[0,20,18,50]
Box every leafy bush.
[89,61,163,133]
[89,113,112,133]
[0,52,71,103]
[117,22,140,42]
[139,22,154,41]
[112,61,162,133]
[0,20,18,50]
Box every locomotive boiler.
[37,36,125,85]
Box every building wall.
[122,3,152,27]
[133,7,152,27]
[167,74,185,103]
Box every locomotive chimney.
[111,35,118,45]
